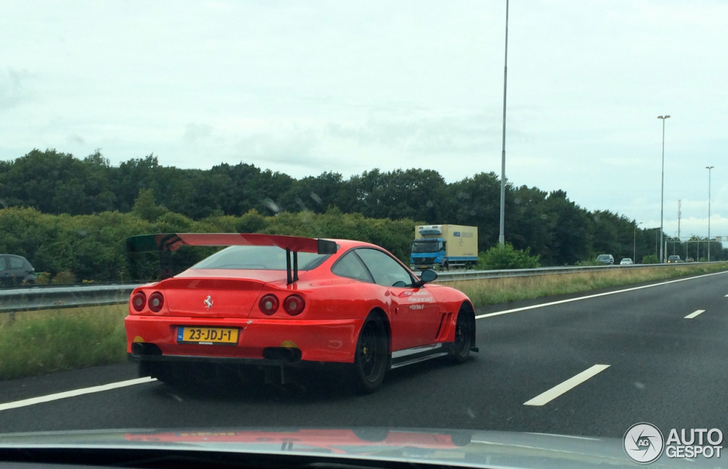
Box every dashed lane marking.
[524,364,610,406]
[685,309,706,319]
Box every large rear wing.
[126,233,337,284]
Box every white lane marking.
[0,377,156,412]
[685,309,706,319]
[476,270,728,320]
[524,364,610,406]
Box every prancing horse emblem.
[204,295,214,310]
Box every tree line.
[0,149,725,280]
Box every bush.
[51,270,76,284]
[642,254,659,264]
[575,259,600,266]
[35,272,51,285]
[476,243,541,270]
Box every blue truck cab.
[410,238,447,270]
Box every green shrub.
[35,272,51,284]
[51,270,75,284]
[642,254,659,264]
[575,258,600,266]
[476,243,541,270]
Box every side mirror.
[414,269,438,287]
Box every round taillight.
[259,294,279,315]
[148,292,164,313]
[131,292,146,312]
[283,294,305,316]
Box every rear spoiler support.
[285,248,300,285]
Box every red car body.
[125,233,476,390]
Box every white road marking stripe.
[476,270,728,320]
[685,309,706,319]
[0,377,156,412]
[524,364,610,406]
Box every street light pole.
[633,222,642,264]
[706,165,714,262]
[657,115,670,262]
[498,0,510,247]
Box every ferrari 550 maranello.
[125,233,477,392]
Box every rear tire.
[449,307,473,364]
[351,314,389,393]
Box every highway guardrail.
[0,284,138,314]
[0,262,714,314]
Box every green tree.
[132,188,166,222]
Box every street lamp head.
[706,166,714,170]
[657,115,671,120]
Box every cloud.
[68,134,85,144]
[0,68,34,111]
[182,123,213,145]
[234,127,317,166]
[326,113,513,155]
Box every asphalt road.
[1,270,727,438]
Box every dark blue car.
[0,254,36,285]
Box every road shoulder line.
[0,377,156,412]
[476,270,728,320]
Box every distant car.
[667,255,681,263]
[125,233,477,393]
[620,258,633,265]
[686,257,695,262]
[0,254,36,286]
[596,254,614,265]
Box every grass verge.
[447,263,728,307]
[0,305,127,381]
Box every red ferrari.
[125,233,477,392]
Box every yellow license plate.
[177,327,239,345]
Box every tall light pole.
[657,115,670,262]
[706,165,714,261]
[498,0,509,247]
[633,222,642,263]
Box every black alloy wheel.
[449,307,473,364]
[352,315,389,393]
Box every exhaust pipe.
[263,347,302,363]
[131,342,162,357]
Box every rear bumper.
[128,352,307,368]
[125,315,362,364]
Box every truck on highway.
[409,224,478,271]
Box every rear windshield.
[191,246,331,271]
[597,255,611,260]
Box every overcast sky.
[1,0,726,240]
